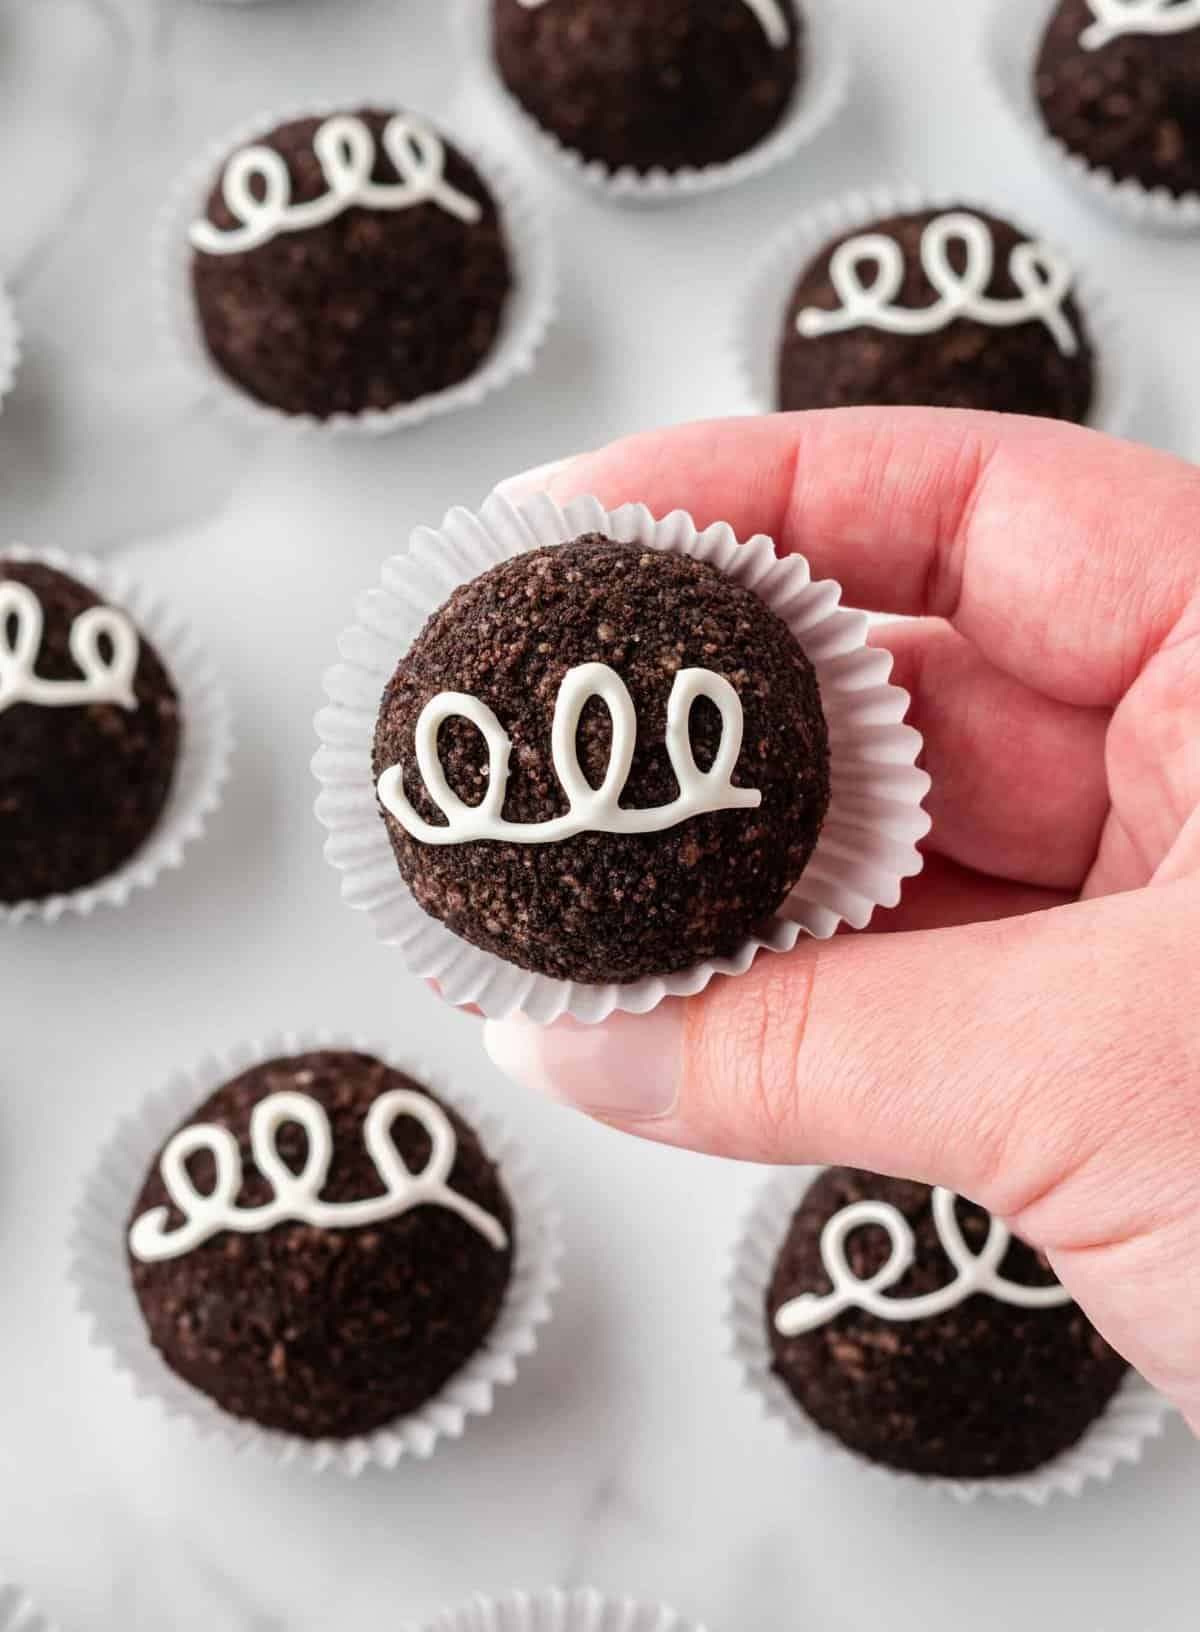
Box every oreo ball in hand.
[372,535,831,986]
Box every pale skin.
[483,408,1200,1431]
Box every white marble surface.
[2,1,1200,1628]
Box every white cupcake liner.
[733,182,1140,439]
[728,1166,1174,1506]
[401,1588,708,1632]
[313,492,931,1026]
[0,1581,54,1632]
[0,545,233,926]
[69,1029,562,1476]
[457,0,851,205]
[155,101,557,434]
[0,283,21,413]
[989,0,1200,234]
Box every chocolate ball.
[777,207,1095,421]
[767,1169,1130,1480]
[1036,0,1200,197]
[372,536,831,985]
[128,1051,514,1440]
[0,561,180,905]
[492,0,804,173]
[190,109,513,418]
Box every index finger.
[510,408,1200,708]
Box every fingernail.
[494,456,576,504]
[483,1006,684,1122]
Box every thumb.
[486,880,1200,1414]
[484,881,1200,1230]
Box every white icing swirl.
[796,211,1080,358]
[1080,0,1200,50]
[128,1086,509,1262]
[773,1186,1071,1336]
[0,579,138,716]
[190,113,484,257]
[376,661,762,847]
[514,0,792,50]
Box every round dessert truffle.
[492,0,804,174]
[190,108,513,418]
[0,561,180,905]
[1036,0,1200,197]
[777,206,1095,421]
[372,536,831,985]
[766,1168,1130,1480]
[127,1050,514,1440]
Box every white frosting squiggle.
[1080,0,1200,50]
[773,1186,1071,1336]
[128,1087,509,1261]
[377,661,762,847]
[514,0,792,50]
[190,113,483,257]
[797,211,1079,357]
[0,580,138,716]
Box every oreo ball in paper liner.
[189,108,510,418]
[729,1166,1173,1502]
[469,0,851,203]
[72,1035,561,1472]
[987,0,1200,231]
[492,0,803,173]
[736,186,1139,437]
[1036,0,1200,200]
[314,491,931,1023]
[777,205,1094,419]
[164,103,556,430]
[0,548,231,924]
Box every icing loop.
[190,113,484,257]
[514,0,792,49]
[773,1187,1071,1336]
[0,580,139,716]
[1080,0,1200,49]
[128,1088,509,1261]
[376,661,763,847]
[797,211,1079,357]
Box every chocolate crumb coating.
[767,1169,1129,1480]
[373,537,831,985]
[777,208,1095,421]
[1036,0,1200,196]
[191,110,512,418]
[492,0,804,173]
[0,562,180,905]
[129,1051,514,1439]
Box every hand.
[484,409,1200,1428]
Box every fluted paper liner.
[728,1166,1174,1505]
[312,492,931,1025]
[0,1582,53,1632]
[0,546,232,926]
[400,1587,707,1632]
[457,0,851,205]
[0,283,21,413]
[989,0,1200,234]
[70,1030,562,1475]
[155,102,557,434]
[733,183,1140,439]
